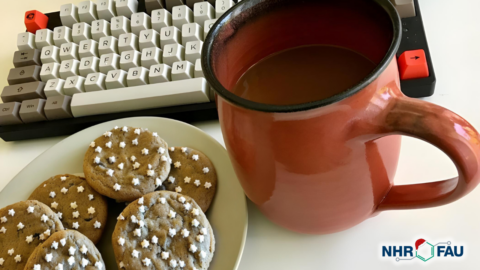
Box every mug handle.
[376,96,480,211]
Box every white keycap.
[60,4,80,27]
[99,53,120,73]
[131,13,152,36]
[116,0,138,17]
[182,23,203,45]
[71,77,209,117]
[79,40,99,58]
[172,5,193,29]
[41,46,60,64]
[193,2,214,25]
[85,72,106,91]
[40,63,61,82]
[171,60,193,80]
[151,9,172,33]
[72,23,92,43]
[96,0,116,20]
[64,75,86,95]
[59,59,81,79]
[98,36,118,55]
[149,64,171,83]
[166,0,185,11]
[185,40,202,63]
[203,19,217,39]
[194,58,203,78]
[120,50,141,70]
[163,43,184,66]
[160,26,181,49]
[141,47,162,68]
[17,32,36,50]
[91,19,111,41]
[53,26,72,46]
[118,33,139,52]
[59,43,79,61]
[44,78,66,97]
[215,0,234,18]
[111,16,131,37]
[127,67,149,86]
[105,69,128,89]
[79,56,100,76]
[139,29,160,50]
[78,1,98,24]
[35,29,54,49]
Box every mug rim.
[202,0,402,113]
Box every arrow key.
[398,49,429,80]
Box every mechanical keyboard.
[0,0,436,141]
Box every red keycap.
[24,10,49,34]
[398,49,429,80]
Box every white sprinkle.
[148,164,152,169]
[119,142,126,148]
[141,239,149,248]
[168,210,176,219]
[70,202,78,209]
[94,157,100,164]
[26,235,33,243]
[138,220,145,228]
[119,262,125,268]
[133,162,141,169]
[117,237,125,246]
[95,262,103,269]
[138,197,144,204]
[61,187,68,194]
[0,227,5,234]
[168,176,175,183]
[95,146,102,153]
[14,255,21,263]
[90,142,96,148]
[194,180,201,187]
[56,263,64,270]
[143,258,152,266]
[200,251,207,258]
[147,170,154,177]
[184,177,191,183]
[191,208,200,216]
[27,206,34,213]
[205,182,212,189]
[105,141,112,148]
[45,253,53,262]
[51,241,58,249]
[108,156,116,163]
[41,214,49,223]
[168,228,176,237]
[72,222,79,229]
[134,128,141,135]
[169,157,172,164]
[114,126,119,130]
[184,203,192,211]
[81,258,89,267]
[178,196,186,203]
[106,169,114,176]
[174,161,181,168]
[117,214,125,221]
[77,186,85,193]
[8,249,14,256]
[44,229,51,237]
[175,186,182,193]
[88,207,95,214]
[169,147,174,151]
[200,228,208,235]
[118,163,124,170]
[49,191,56,198]
[181,147,187,153]
[104,131,112,137]
[192,219,200,227]
[142,148,149,155]
[114,183,121,191]
[179,260,186,268]
[151,235,158,244]
[122,126,128,132]
[88,194,94,200]
[130,215,138,223]
[196,235,205,243]
[60,238,66,246]
[139,206,145,213]
[1,217,7,223]
[203,167,210,173]
[68,256,75,266]
[80,245,88,254]
[157,147,165,154]
[134,229,141,237]
[169,259,177,267]
[192,154,199,161]
[17,222,24,230]
[94,221,101,228]
[132,139,139,145]
[161,155,168,162]
[132,178,140,186]
[189,244,198,253]
[161,252,169,260]
[159,198,166,204]
[60,176,67,181]
[181,228,190,238]
[69,246,76,255]
[152,132,158,137]
[51,202,58,209]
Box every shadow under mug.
[202,0,480,234]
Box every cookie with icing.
[112,191,215,270]
[162,147,217,212]
[0,200,64,269]
[24,229,105,270]
[83,126,171,202]
[28,174,108,244]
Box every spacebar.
[71,78,210,117]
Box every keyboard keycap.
[7,65,42,85]
[141,47,162,68]
[79,39,99,58]
[59,43,80,61]
[194,58,203,78]
[44,78,66,97]
[163,43,184,66]
[1,81,46,103]
[215,0,234,18]
[13,49,41,68]
[166,0,185,11]
[53,26,73,46]
[105,69,128,89]
[79,56,100,76]
[64,76,86,95]
[72,23,92,43]
[91,19,111,41]
[85,72,107,91]
[0,102,23,125]
[127,66,149,86]
[40,63,61,81]
[149,64,171,83]
[131,13,152,36]
[59,59,81,78]
[185,40,202,63]
[120,50,141,70]
[398,49,429,80]
[151,9,172,32]
[160,26,181,49]
[24,10,49,34]
[96,0,117,20]
[392,0,416,18]
[118,33,139,52]
[172,5,193,29]
[145,0,165,15]
[139,29,160,50]
[182,23,203,45]
[19,98,47,123]
[99,36,119,54]
[40,46,60,64]
[99,53,121,73]
[116,0,138,17]
[60,4,80,27]
[171,60,193,80]
[111,16,132,37]
[71,77,209,117]
[17,32,37,50]
[78,1,99,24]
[44,95,73,120]
[187,0,204,9]
[193,2,214,25]
[35,29,54,49]
[203,19,217,40]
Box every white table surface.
[1,0,479,269]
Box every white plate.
[0,117,248,270]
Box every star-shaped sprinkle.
[132,178,140,186]
[194,180,201,186]
[131,215,138,223]
[61,187,68,194]
[168,210,176,219]
[39,234,45,240]
[60,238,66,246]
[0,217,6,223]
[81,258,89,267]
[68,256,75,266]
[132,250,139,258]
[143,258,152,266]
[122,126,128,132]
[184,203,192,211]
[181,147,187,153]
[191,208,200,216]
[132,139,138,145]
[17,222,24,230]
[7,209,14,217]
[152,235,158,244]
[134,129,141,135]
[72,211,80,218]
[114,183,121,191]
[14,255,21,263]
[117,214,125,221]
[104,131,112,137]
[49,191,56,198]
[159,198,166,204]
[170,259,177,267]
[44,229,51,237]
[192,219,200,227]
[80,245,88,255]
[133,162,140,169]
[147,170,154,177]
[205,182,212,189]
[184,177,191,183]
[179,260,186,268]
[168,228,176,237]
[95,146,102,153]
[108,156,116,163]
[156,178,163,186]
[106,169,114,176]
[57,212,63,219]
[41,214,49,223]
[94,221,101,228]
[72,222,79,229]
[196,235,205,243]
[158,147,165,154]
[142,148,149,155]
[78,186,85,193]
[0,258,3,266]
[148,164,152,170]
[131,156,136,162]
[175,186,182,193]
[118,237,125,246]
[119,262,125,268]
[118,163,124,170]
[60,176,67,181]
[200,251,207,258]
[90,142,95,148]
[94,157,100,164]
[51,241,58,249]
[169,157,172,164]
[139,206,145,213]
[203,167,209,173]
[8,249,14,256]
[56,263,63,270]
[152,132,158,137]
[34,265,40,270]
[119,142,126,148]
[26,235,33,243]
[192,155,199,161]
[168,176,175,183]
[141,239,149,248]
[137,220,144,228]
[138,197,144,204]
[181,229,190,238]
[71,202,78,209]
[27,206,34,213]
[88,194,94,200]
[161,252,169,260]
[114,126,119,130]
[69,246,76,255]
[174,161,181,168]
[105,141,112,148]
[45,253,53,262]
[0,227,5,234]
[178,196,186,203]
[87,207,95,214]
[169,147,175,151]
[161,156,168,162]
[134,229,141,237]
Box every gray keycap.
[166,0,185,11]
[13,49,41,68]
[19,98,47,123]
[0,102,23,125]
[186,0,204,9]
[1,81,46,103]
[7,65,42,85]
[44,95,73,120]
[145,0,165,14]
[391,0,416,18]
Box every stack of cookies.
[0,126,218,270]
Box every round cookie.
[28,174,108,244]
[0,200,64,269]
[84,126,171,202]
[112,191,215,270]
[24,229,105,269]
[163,147,217,212]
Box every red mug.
[202,0,480,234]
